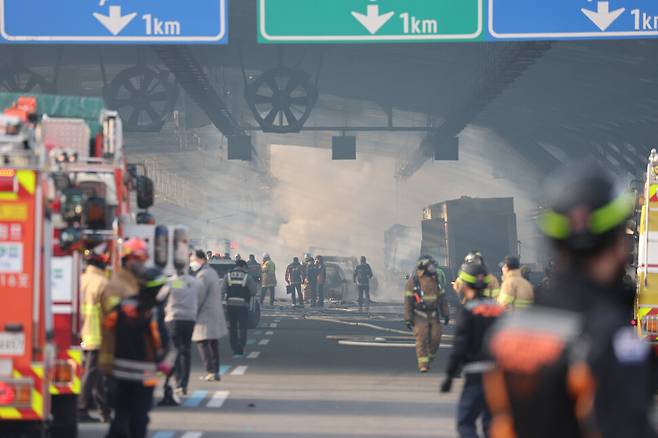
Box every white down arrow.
[351,5,395,35]
[93,6,137,36]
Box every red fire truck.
[0,94,154,437]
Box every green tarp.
[0,92,105,134]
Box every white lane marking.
[338,340,452,348]
[265,331,274,335]
[274,319,281,323]
[269,323,278,328]
[181,433,204,438]
[230,366,248,376]
[258,339,270,345]
[247,351,260,359]
[206,391,230,409]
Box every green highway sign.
[258,0,483,43]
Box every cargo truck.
[420,196,519,282]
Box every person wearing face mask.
[404,255,447,372]
[99,238,150,374]
[189,249,228,382]
[485,163,656,438]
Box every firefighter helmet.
[538,162,634,254]
[464,251,484,265]
[417,255,438,272]
[140,267,167,296]
[458,262,489,291]
[121,238,149,261]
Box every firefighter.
[353,256,374,311]
[99,238,149,374]
[485,163,656,438]
[453,251,500,300]
[221,259,259,357]
[440,262,504,438]
[260,253,277,306]
[285,256,305,307]
[303,254,317,305]
[103,267,170,438]
[247,254,261,283]
[404,255,448,372]
[497,255,534,310]
[78,242,111,423]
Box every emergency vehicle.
[636,149,658,346]
[0,93,155,437]
[0,97,57,437]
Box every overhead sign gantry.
[0,0,228,43]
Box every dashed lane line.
[269,323,278,328]
[151,432,175,438]
[258,339,270,345]
[265,331,274,335]
[246,339,257,345]
[181,433,204,438]
[247,351,260,359]
[230,365,248,376]
[207,391,230,408]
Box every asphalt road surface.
[81,303,465,438]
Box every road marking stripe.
[269,323,278,328]
[183,390,208,408]
[258,339,270,345]
[181,433,203,438]
[206,391,230,408]
[246,339,256,345]
[265,331,274,335]
[247,351,260,359]
[219,365,232,375]
[338,340,453,348]
[274,319,281,322]
[230,365,248,376]
[151,432,175,438]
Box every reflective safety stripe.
[227,275,248,287]
[498,293,514,305]
[81,303,102,347]
[423,295,438,302]
[112,359,157,383]
[114,359,156,372]
[104,295,121,312]
[463,361,494,374]
[418,357,430,364]
[513,298,533,309]
[404,291,414,297]
[0,407,21,419]
[414,309,437,319]
[170,279,184,289]
[483,288,500,299]
[227,297,248,306]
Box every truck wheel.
[50,394,78,438]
